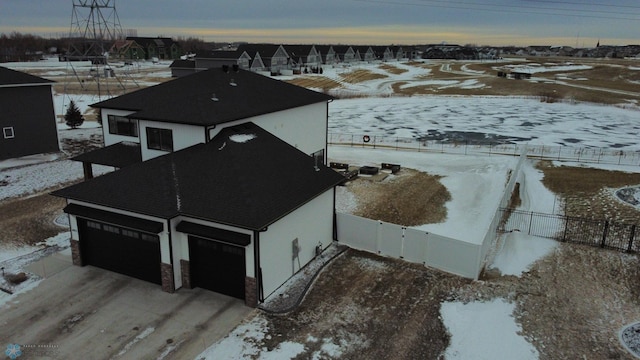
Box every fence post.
[597,148,603,163]
[562,217,569,241]
[601,220,609,248]
[558,146,561,161]
[528,211,534,235]
[628,225,636,252]
[373,135,377,149]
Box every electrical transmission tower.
[63,0,138,103]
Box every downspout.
[333,188,338,241]
[166,219,175,291]
[325,99,333,164]
[253,230,264,303]
[166,219,173,266]
[205,125,216,143]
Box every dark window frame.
[107,115,138,137]
[146,127,173,152]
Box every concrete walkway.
[1,255,253,359]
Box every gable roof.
[91,67,332,126]
[52,123,344,231]
[0,66,55,86]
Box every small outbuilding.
[0,67,59,160]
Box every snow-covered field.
[329,96,640,149]
[2,59,639,359]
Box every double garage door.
[78,218,162,285]
[76,216,247,300]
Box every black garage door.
[78,219,162,285]
[189,236,246,299]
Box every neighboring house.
[237,44,291,74]
[52,66,344,307]
[317,45,338,65]
[126,37,181,60]
[286,45,322,68]
[0,67,59,160]
[109,39,145,61]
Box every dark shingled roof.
[0,66,55,86]
[91,67,332,126]
[52,123,344,231]
[72,142,142,168]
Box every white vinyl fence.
[335,213,482,278]
[335,150,529,279]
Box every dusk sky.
[0,0,638,46]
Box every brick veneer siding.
[245,276,257,308]
[180,259,192,289]
[160,263,175,293]
[70,239,82,266]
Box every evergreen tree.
[65,100,84,129]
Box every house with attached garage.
[0,66,60,160]
[52,66,344,307]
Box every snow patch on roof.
[229,133,256,143]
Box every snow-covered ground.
[329,96,640,150]
[2,59,639,359]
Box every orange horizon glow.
[0,24,631,48]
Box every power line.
[351,0,640,21]
[527,0,640,10]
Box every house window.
[146,127,173,152]
[3,127,15,139]
[108,115,138,137]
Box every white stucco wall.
[255,102,328,157]
[206,102,328,157]
[169,216,255,291]
[139,120,206,161]
[259,189,335,298]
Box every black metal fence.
[328,133,640,167]
[499,208,640,253]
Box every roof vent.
[230,78,237,86]
[211,93,219,101]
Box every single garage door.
[189,236,246,299]
[78,219,162,285]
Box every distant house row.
[108,37,181,61]
[170,44,417,77]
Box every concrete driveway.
[0,251,252,359]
